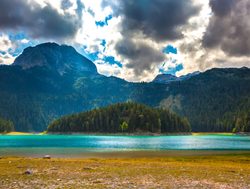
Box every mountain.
[13,42,97,76]
[152,71,200,84]
[0,43,134,131]
[153,74,178,84]
[179,71,200,80]
[159,67,250,132]
[0,42,249,132]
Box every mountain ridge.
[152,71,200,84]
[13,42,98,76]
[0,42,249,132]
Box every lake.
[0,134,250,157]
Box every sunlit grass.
[192,132,234,136]
[5,132,33,135]
[0,153,249,188]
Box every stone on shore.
[43,155,51,159]
[24,170,32,175]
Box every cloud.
[115,38,165,75]
[163,45,178,54]
[1,0,249,81]
[173,0,250,77]
[0,35,12,52]
[0,34,15,64]
[95,60,122,77]
[117,0,200,41]
[99,0,201,80]
[209,0,235,17]
[0,0,82,40]
[203,0,250,56]
[0,0,203,81]
[61,0,73,10]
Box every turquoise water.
[0,135,249,156]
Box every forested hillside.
[159,67,250,132]
[0,43,249,132]
[0,118,14,133]
[47,102,191,133]
[223,98,250,133]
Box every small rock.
[83,167,94,170]
[57,179,61,181]
[24,170,32,175]
[43,155,51,159]
[93,180,102,184]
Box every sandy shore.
[2,132,240,136]
[0,152,249,188]
[1,148,250,158]
[2,132,44,135]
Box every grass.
[192,132,234,136]
[2,132,236,136]
[5,132,32,135]
[1,132,46,135]
[0,153,250,188]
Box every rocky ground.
[0,154,250,189]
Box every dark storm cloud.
[203,0,250,56]
[209,0,236,16]
[116,38,165,74]
[119,0,200,41]
[61,0,73,10]
[104,0,201,74]
[76,0,84,19]
[0,0,82,39]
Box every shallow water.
[0,135,249,156]
[1,134,250,149]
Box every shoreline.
[3,131,250,136]
[1,149,250,159]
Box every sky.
[0,0,250,82]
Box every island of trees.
[0,118,14,133]
[47,102,191,133]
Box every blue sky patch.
[10,41,36,57]
[8,33,26,41]
[0,51,6,55]
[87,51,99,62]
[5,32,38,57]
[159,63,183,75]
[163,45,177,54]
[103,56,122,68]
[101,39,106,52]
[95,15,113,27]
[101,39,106,47]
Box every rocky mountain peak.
[13,42,98,75]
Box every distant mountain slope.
[152,71,200,84]
[159,67,250,132]
[0,42,249,132]
[153,74,178,84]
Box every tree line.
[0,117,14,133]
[47,102,191,133]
